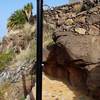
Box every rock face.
[56,35,100,63]
[0,60,35,84]
[43,1,100,100]
[0,23,36,53]
[0,59,36,100]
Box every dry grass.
[15,40,36,62]
[0,82,11,100]
[43,22,54,47]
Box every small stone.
[57,19,64,26]
[75,16,86,23]
[75,28,86,34]
[65,12,76,18]
[90,7,98,13]
[88,25,100,35]
[73,3,82,12]
[55,14,59,19]
[87,14,100,24]
[65,19,74,25]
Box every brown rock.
[88,25,100,35]
[65,12,76,18]
[75,28,86,34]
[65,19,74,25]
[87,66,100,90]
[75,16,86,23]
[67,64,88,92]
[72,2,82,12]
[87,14,100,24]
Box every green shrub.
[0,50,14,71]
[7,10,27,30]
[7,3,33,31]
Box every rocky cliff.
[0,1,100,100]
[43,1,100,100]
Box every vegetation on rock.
[0,49,14,71]
[7,2,33,31]
[7,10,27,30]
[23,2,33,21]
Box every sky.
[0,0,69,38]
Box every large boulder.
[51,3,100,64]
[55,35,100,64]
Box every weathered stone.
[86,14,100,24]
[89,25,100,35]
[87,65,100,91]
[57,19,64,26]
[89,6,99,13]
[65,19,74,25]
[56,35,100,63]
[65,12,76,18]
[72,2,82,12]
[75,16,86,23]
[75,28,86,34]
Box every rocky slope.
[0,1,100,100]
[27,1,100,100]
[43,1,100,100]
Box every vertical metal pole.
[36,0,43,100]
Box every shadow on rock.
[43,43,99,100]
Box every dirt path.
[31,74,92,100]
